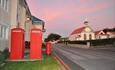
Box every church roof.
[70,27,86,35]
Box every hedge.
[59,38,115,46]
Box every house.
[69,19,95,41]
[32,16,45,32]
[106,31,115,38]
[95,30,108,39]
[95,30,115,39]
[25,16,45,42]
[10,0,31,29]
[0,0,31,51]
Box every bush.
[42,43,46,49]
[0,48,9,64]
[2,48,9,60]
[68,40,87,45]
[65,38,115,46]
[89,38,115,46]
[0,52,4,63]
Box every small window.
[0,0,1,5]
[0,0,8,11]
[5,0,7,10]
[1,26,4,38]
[2,0,4,8]
[5,27,9,39]
[0,0,2,6]
[0,25,2,38]
[5,0,8,11]
[0,25,9,39]
[84,34,86,40]
[89,34,92,40]
[99,36,101,39]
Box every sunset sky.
[27,0,115,38]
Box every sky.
[27,0,115,39]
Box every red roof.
[95,31,101,35]
[95,30,106,35]
[70,27,86,35]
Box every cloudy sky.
[27,0,115,38]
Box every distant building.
[95,30,115,39]
[69,19,115,41]
[25,16,45,42]
[95,30,108,39]
[69,19,95,41]
[32,16,45,32]
[106,31,115,38]
[0,0,31,51]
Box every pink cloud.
[28,0,111,22]
[48,2,111,22]
[76,3,111,15]
[39,8,65,22]
[27,0,115,37]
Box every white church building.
[69,20,95,41]
[69,19,115,41]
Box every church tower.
[84,18,89,27]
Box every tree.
[103,27,115,33]
[112,27,115,31]
[44,33,61,42]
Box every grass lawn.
[0,53,62,70]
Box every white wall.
[0,0,31,51]
[69,27,95,41]
[96,35,108,39]
[0,0,10,51]
[10,0,18,29]
[25,20,32,41]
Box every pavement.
[53,44,115,70]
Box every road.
[53,44,115,70]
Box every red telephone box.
[10,28,25,60]
[30,28,42,59]
[46,42,52,55]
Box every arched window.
[84,34,86,40]
[89,34,92,40]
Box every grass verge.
[0,52,62,70]
[0,52,4,63]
